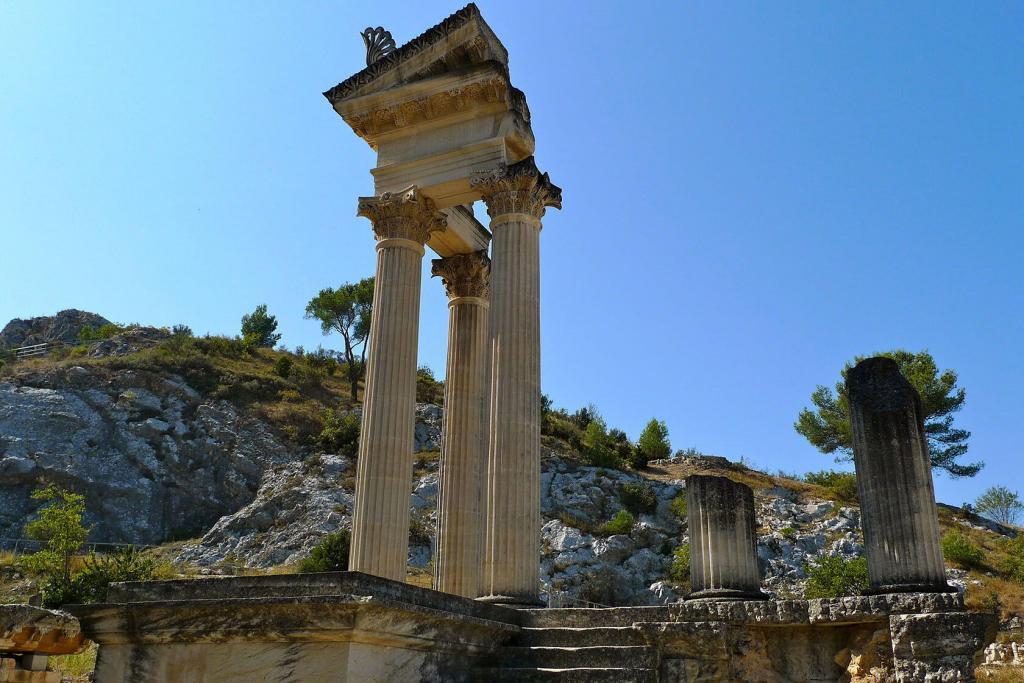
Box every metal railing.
[0,537,157,557]
[12,341,63,359]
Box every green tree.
[305,278,374,401]
[975,486,1022,526]
[633,418,671,469]
[22,485,89,585]
[582,416,620,468]
[240,304,281,348]
[794,350,981,478]
[669,543,690,583]
[804,556,869,598]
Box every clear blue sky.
[2,2,1021,505]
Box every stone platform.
[0,604,87,683]
[68,572,996,682]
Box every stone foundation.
[69,573,997,682]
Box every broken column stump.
[847,356,952,594]
[686,475,767,600]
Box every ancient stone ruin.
[38,5,997,681]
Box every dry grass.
[978,666,1024,682]
[49,643,97,680]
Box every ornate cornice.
[344,75,529,142]
[471,156,562,220]
[431,250,491,299]
[324,4,507,105]
[357,187,446,245]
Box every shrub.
[240,304,281,348]
[598,509,635,536]
[171,324,193,337]
[669,543,690,583]
[317,409,360,455]
[942,530,985,568]
[620,482,657,516]
[273,355,293,379]
[298,531,351,573]
[804,556,869,598]
[409,518,432,545]
[291,361,325,390]
[1001,537,1024,583]
[416,365,444,404]
[780,527,798,540]
[804,470,858,502]
[570,404,599,430]
[64,547,158,605]
[582,418,622,469]
[78,323,124,342]
[633,418,671,468]
[669,494,688,521]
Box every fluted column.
[686,475,766,601]
[349,187,445,582]
[848,357,952,594]
[431,251,491,597]
[471,157,561,605]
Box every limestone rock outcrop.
[0,310,111,349]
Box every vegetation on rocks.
[803,556,869,598]
[298,531,351,573]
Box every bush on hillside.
[273,355,293,379]
[582,418,622,469]
[317,408,360,455]
[942,530,985,568]
[1001,537,1024,583]
[669,543,690,583]
[804,470,858,502]
[620,482,657,516]
[598,509,635,536]
[804,556,869,598]
[78,323,125,343]
[632,418,671,468]
[299,531,350,573]
[416,365,444,404]
[570,404,599,430]
[669,494,688,521]
[49,547,160,606]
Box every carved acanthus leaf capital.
[470,156,562,220]
[357,187,446,244]
[431,250,491,300]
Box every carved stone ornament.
[357,187,447,244]
[471,156,562,220]
[431,250,491,299]
[361,27,396,66]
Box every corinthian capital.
[357,186,447,244]
[431,250,491,300]
[471,156,562,220]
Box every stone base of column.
[476,594,547,608]
[685,588,768,602]
[865,582,956,596]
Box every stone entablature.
[0,605,87,683]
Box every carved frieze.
[471,156,562,220]
[357,187,447,245]
[343,75,529,142]
[431,250,491,299]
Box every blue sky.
[2,2,1021,505]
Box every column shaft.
[484,218,542,601]
[848,357,951,594]
[432,252,491,597]
[686,475,765,600]
[348,187,443,582]
[471,157,560,605]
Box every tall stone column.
[848,356,951,594]
[471,157,561,605]
[431,250,491,598]
[348,187,445,582]
[686,475,766,600]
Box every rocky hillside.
[1,313,1022,624]
[0,309,111,348]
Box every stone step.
[474,667,657,682]
[494,645,657,670]
[516,607,670,629]
[515,626,647,647]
